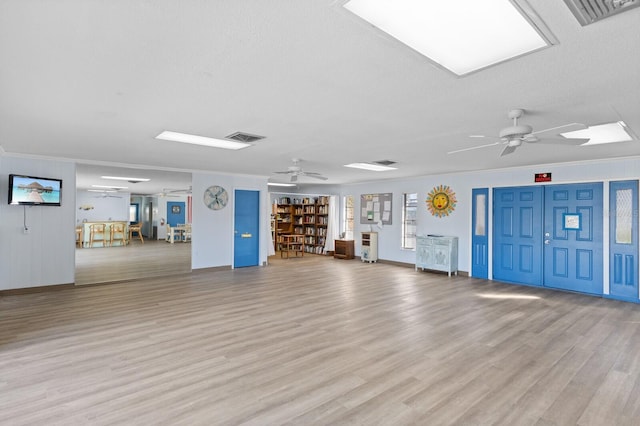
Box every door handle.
[544,239,551,245]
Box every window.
[129,203,139,223]
[474,193,486,236]
[343,195,354,240]
[402,193,417,249]
[615,188,633,244]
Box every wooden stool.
[88,223,107,247]
[110,222,127,247]
[129,223,144,244]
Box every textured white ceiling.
[1,1,639,193]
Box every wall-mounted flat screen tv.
[8,174,62,206]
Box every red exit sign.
[535,173,552,182]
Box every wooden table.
[168,225,187,244]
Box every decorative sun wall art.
[426,185,457,218]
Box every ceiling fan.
[156,186,192,197]
[448,109,590,157]
[273,158,328,182]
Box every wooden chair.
[75,226,83,248]
[88,223,107,248]
[110,222,127,247]
[129,223,144,244]
[182,223,192,242]
[166,224,172,243]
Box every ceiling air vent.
[563,0,639,25]
[225,132,265,143]
[374,160,397,166]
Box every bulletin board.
[360,193,393,225]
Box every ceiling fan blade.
[274,171,291,174]
[471,135,502,139]
[500,145,517,156]
[530,123,586,136]
[534,138,590,145]
[448,142,501,154]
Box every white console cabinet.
[361,232,378,263]
[416,235,458,276]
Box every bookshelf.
[274,196,329,255]
[274,199,293,252]
[280,234,304,258]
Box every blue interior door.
[167,201,185,226]
[543,183,603,294]
[234,190,260,268]
[493,186,544,286]
[472,188,489,279]
[609,180,638,301]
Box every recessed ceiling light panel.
[92,184,128,189]
[101,176,150,182]
[156,131,250,150]
[561,121,634,145]
[344,162,398,171]
[343,0,553,75]
[268,183,297,187]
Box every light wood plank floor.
[2,255,640,425]
[75,240,191,285]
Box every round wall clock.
[426,185,457,218]
[203,185,228,210]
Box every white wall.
[322,157,640,275]
[191,172,269,269]
[1,153,638,290]
[76,190,130,224]
[0,156,76,290]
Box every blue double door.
[493,183,604,295]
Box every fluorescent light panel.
[156,131,250,150]
[92,184,128,189]
[343,0,550,75]
[344,162,397,171]
[268,183,297,187]
[88,189,117,193]
[101,176,150,182]
[561,121,633,145]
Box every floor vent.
[563,0,639,25]
[225,132,265,143]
